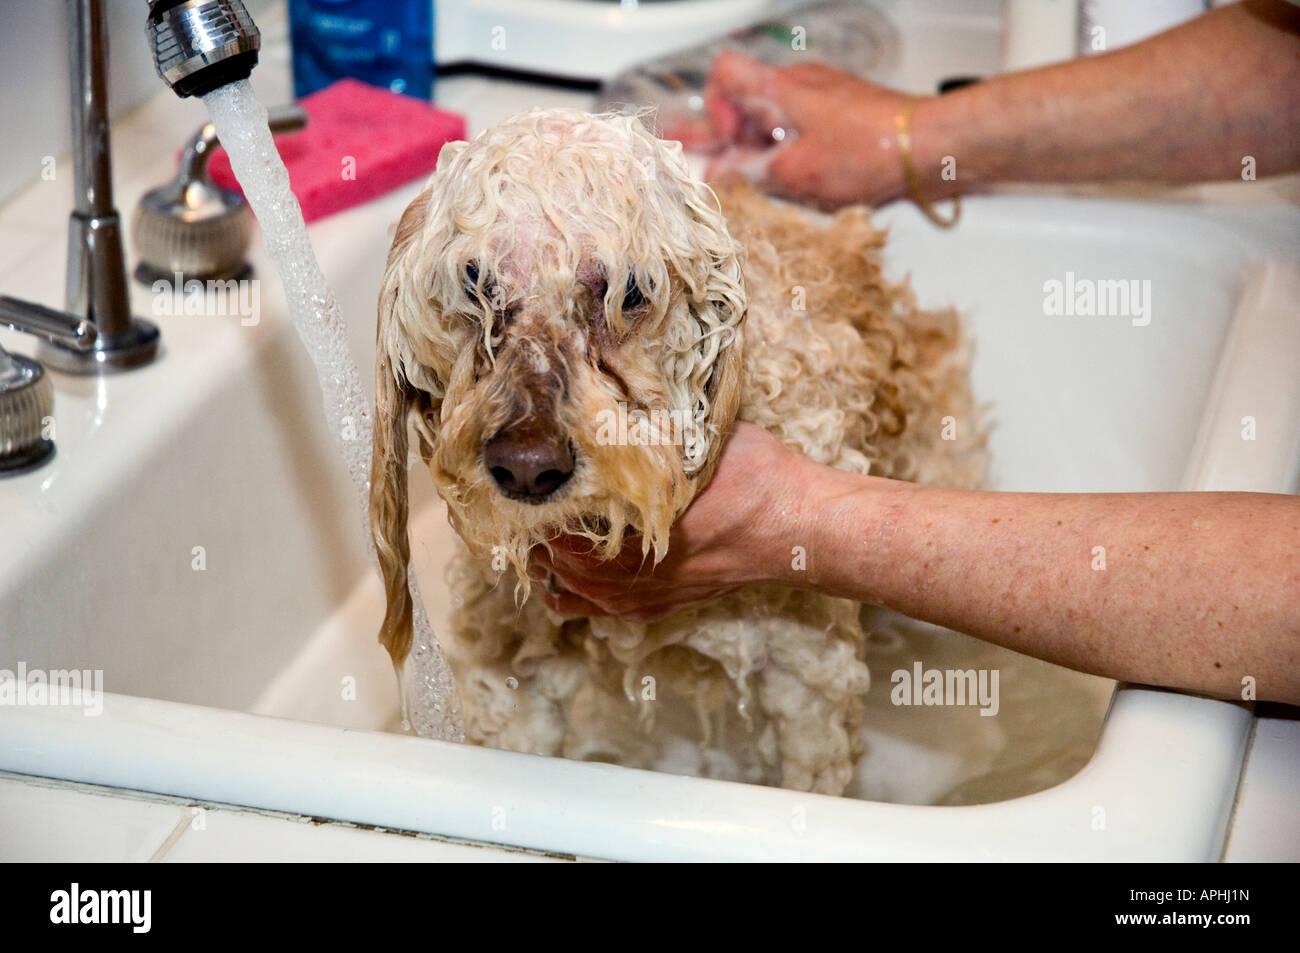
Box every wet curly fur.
[371,108,985,794]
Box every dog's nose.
[483,430,575,503]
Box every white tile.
[0,225,63,292]
[1224,711,1300,862]
[160,808,569,863]
[0,775,188,862]
[434,75,595,134]
[0,772,575,862]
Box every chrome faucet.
[0,0,261,374]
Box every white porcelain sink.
[4,165,1296,858]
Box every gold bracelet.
[894,95,961,229]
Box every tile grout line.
[147,812,194,863]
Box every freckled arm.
[770,461,1300,704]
[913,0,1300,198]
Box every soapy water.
[203,80,464,743]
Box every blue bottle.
[289,0,434,100]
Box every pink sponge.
[208,78,466,223]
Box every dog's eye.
[463,261,480,293]
[622,274,646,311]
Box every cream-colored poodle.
[370,108,984,795]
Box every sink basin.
[2,182,1295,860]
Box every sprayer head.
[147,0,261,99]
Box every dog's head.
[370,108,747,665]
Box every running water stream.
[202,80,463,742]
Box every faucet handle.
[0,296,97,474]
[0,296,98,351]
[181,103,309,180]
[0,349,55,475]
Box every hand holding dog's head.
[370,109,747,666]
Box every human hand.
[532,422,810,622]
[704,51,923,209]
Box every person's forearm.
[914,0,1300,196]
[771,461,1300,704]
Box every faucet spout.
[36,0,161,374]
[64,0,135,342]
[146,0,262,99]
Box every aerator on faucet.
[146,0,262,99]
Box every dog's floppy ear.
[370,353,416,669]
[369,190,433,671]
[679,211,747,480]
